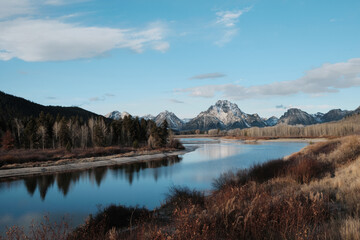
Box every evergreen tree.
[59,117,71,148]
[1,130,15,150]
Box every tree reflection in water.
[12,155,182,200]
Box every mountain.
[246,113,267,128]
[312,112,324,123]
[182,118,192,123]
[105,111,130,120]
[141,114,155,121]
[184,100,267,131]
[320,109,350,123]
[103,100,360,131]
[353,106,360,114]
[154,111,184,130]
[265,116,279,126]
[0,91,101,131]
[278,108,318,125]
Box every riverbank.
[175,134,329,143]
[0,146,196,180]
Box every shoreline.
[175,134,329,143]
[0,146,197,180]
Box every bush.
[165,186,205,210]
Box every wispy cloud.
[214,7,251,46]
[0,19,169,61]
[89,93,115,102]
[169,99,184,104]
[189,72,226,80]
[89,97,104,102]
[276,104,288,109]
[179,58,360,99]
[44,0,89,6]
[216,8,251,27]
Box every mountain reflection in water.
[195,141,246,161]
[1,156,181,200]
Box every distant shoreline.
[175,134,329,143]
[0,146,196,180]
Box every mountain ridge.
[105,100,359,131]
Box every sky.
[1,0,360,119]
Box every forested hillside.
[0,92,177,153]
[0,91,101,133]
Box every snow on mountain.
[311,112,324,123]
[141,114,155,120]
[105,101,357,130]
[185,100,267,130]
[264,116,279,126]
[182,118,192,123]
[154,110,184,130]
[278,108,318,125]
[105,111,130,120]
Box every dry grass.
[0,146,183,169]
[3,215,70,240]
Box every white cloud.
[179,58,360,99]
[215,28,238,46]
[44,0,88,6]
[214,7,251,46]
[0,0,33,19]
[151,41,170,53]
[0,19,169,61]
[190,72,226,80]
[216,8,251,27]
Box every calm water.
[0,139,307,233]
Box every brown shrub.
[4,215,70,240]
[159,182,332,240]
[287,157,333,184]
[68,204,150,240]
[327,136,360,166]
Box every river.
[0,138,307,234]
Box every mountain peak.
[279,108,317,125]
[105,111,130,120]
[155,110,183,130]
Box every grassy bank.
[0,144,184,169]
[3,135,360,239]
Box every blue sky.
[1,0,360,118]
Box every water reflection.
[196,141,246,161]
[0,156,182,200]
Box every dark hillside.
[0,91,100,131]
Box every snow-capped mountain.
[278,108,318,125]
[105,111,130,120]
[182,118,192,123]
[141,114,155,121]
[264,116,279,126]
[184,100,266,131]
[278,108,354,126]
[105,102,360,131]
[311,112,324,123]
[154,110,184,130]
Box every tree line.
[0,111,174,151]
[224,113,360,138]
